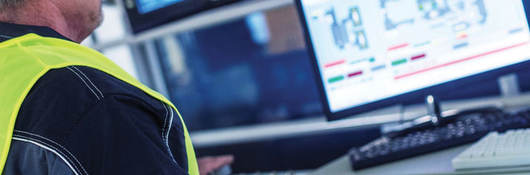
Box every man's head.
[0,0,103,43]
[0,0,24,9]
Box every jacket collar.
[0,22,71,42]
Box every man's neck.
[0,1,84,43]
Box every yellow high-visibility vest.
[0,34,199,174]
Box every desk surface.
[311,144,530,175]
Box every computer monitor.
[295,0,530,121]
[155,9,323,131]
[123,0,244,34]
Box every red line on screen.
[457,34,468,39]
[395,41,528,80]
[325,59,346,68]
[348,71,363,78]
[388,43,409,51]
[411,54,426,61]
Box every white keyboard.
[452,129,530,170]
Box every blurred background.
[85,0,530,173]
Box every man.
[0,0,231,174]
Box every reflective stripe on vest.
[0,34,199,175]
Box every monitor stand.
[381,74,521,137]
[381,94,502,138]
[425,95,442,126]
[381,95,442,137]
[499,73,521,97]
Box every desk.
[311,144,530,175]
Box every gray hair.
[0,0,25,10]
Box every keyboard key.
[452,129,530,170]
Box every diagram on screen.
[310,0,490,51]
[417,0,488,32]
[380,0,487,32]
[317,7,369,50]
[381,0,416,30]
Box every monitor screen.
[124,0,245,34]
[298,0,530,116]
[136,0,185,14]
[156,7,323,131]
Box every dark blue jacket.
[0,22,189,175]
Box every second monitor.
[297,0,530,120]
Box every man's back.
[0,23,194,174]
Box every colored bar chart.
[453,42,469,50]
[351,57,375,65]
[325,59,346,68]
[392,58,408,66]
[388,43,409,51]
[411,54,426,61]
[348,71,363,78]
[328,75,345,83]
[371,64,386,72]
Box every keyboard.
[452,128,530,170]
[348,108,530,170]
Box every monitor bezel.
[295,0,530,121]
[124,0,245,34]
[124,0,206,34]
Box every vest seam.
[13,130,89,175]
[65,66,102,100]
[71,66,104,99]
[76,93,158,118]
[163,104,179,166]
[162,102,169,143]
[0,34,13,41]
[0,34,13,38]
[11,135,81,175]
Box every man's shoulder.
[25,65,152,105]
[14,65,162,132]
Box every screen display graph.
[300,0,530,113]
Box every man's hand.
[198,155,234,175]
